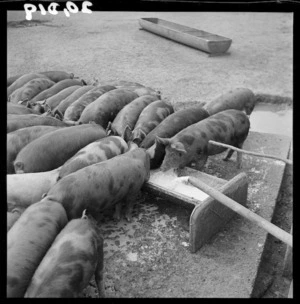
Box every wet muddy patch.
[7,19,59,28]
[250,103,292,137]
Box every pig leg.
[113,202,122,221]
[194,155,208,171]
[124,192,139,222]
[223,142,244,168]
[95,237,105,298]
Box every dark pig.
[14,123,106,173]
[117,85,161,99]
[7,71,73,88]
[9,78,55,104]
[7,114,73,133]
[203,88,256,116]
[58,136,128,180]
[30,79,85,103]
[129,100,174,145]
[38,71,75,83]
[140,105,209,168]
[43,85,82,110]
[107,95,159,139]
[42,148,150,222]
[7,73,51,98]
[7,200,68,298]
[53,85,95,115]
[157,109,250,172]
[24,211,104,298]
[7,125,63,173]
[64,85,116,121]
[78,88,139,128]
[7,103,39,115]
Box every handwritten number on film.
[24,1,93,21]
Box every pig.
[106,95,159,139]
[63,85,116,121]
[14,123,106,173]
[7,208,24,232]
[7,200,68,298]
[117,85,161,99]
[78,88,139,128]
[41,147,150,222]
[7,168,61,212]
[24,210,104,298]
[58,136,128,180]
[7,114,73,133]
[156,109,250,172]
[7,125,63,173]
[53,85,95,115]
[140,105,209,168]
[7,103,42,115]
[203,88,256,116]
[129,100,174,145]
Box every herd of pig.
[7,70,256,298]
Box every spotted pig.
[140,105,209,168]
[25,210,104,298]
[41,148,150,222]
[157,109,250,172]
[7,200,68,298]
[14,123,106,173]
[203,88,256,116]
[129,100,174,145]
[58,136,128,180]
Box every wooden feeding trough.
[139,18,232,55]
[143,167,248,253]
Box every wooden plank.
[189,176,292,247]
[189,172,248,253]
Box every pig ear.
[41,193,47,199]
[53,109,63,120]
[155,136,171,147]
[132,129,146,145]
[146,144,156,159]
[18,99,28,105]
[170,142,187,154]
[14,161,24,174]
[123,125,132,142]
[106,121,112,136]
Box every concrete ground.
[7,11,293,104]
[7,11,293,298]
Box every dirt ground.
[7,11,293,298]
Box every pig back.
[174,109,250,155]
[57,135,128,180]
[7,114,70,133]
[44,148,150,220]
[14,124,106,173]
[141,105,209,149]
[24,215,103,298]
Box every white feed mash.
[148,169,209,202]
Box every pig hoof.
[222,157,229,162]
[113,214,121,222]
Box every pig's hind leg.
[223,142,243,168]
[124,191,140,222]
[113,201,122,221]
[95,236,105,298]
